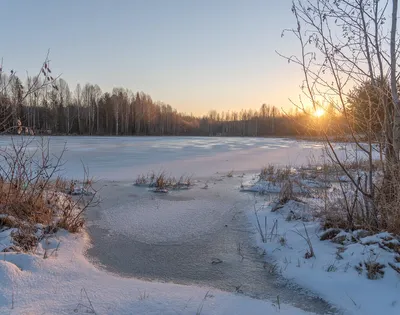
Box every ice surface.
[0,136,384,314]
[0,136,376,181]
[0,230,315,315]
[102,197,235,244]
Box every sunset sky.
[1,0,304,115]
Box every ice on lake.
[0,136,331,180]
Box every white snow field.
[0,136,383,314]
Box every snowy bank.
[249,199,400,315]
[0,228,314,315]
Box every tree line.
[0,71,344,137]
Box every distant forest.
[0,72,340,137]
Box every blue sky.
[1,0,302,115]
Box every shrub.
[0,137,97,252]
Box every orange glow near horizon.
[313,108,325,118]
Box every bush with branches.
[282,0,400,234]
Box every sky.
[1,0,304,115]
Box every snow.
[249,198,400,315]
[0,229,312,315]
[0,136,388,314]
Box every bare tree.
[74,83,82,134]
[0,52,59,134]
[281,0,400,230]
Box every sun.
[313,108,325,118]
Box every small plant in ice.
[155,172,167,189]
[279,235,287,246]
[11,227,37,252]
[260,165,275,181]
[254,204,267,243]
[267,262,279,275]
[388,261,400,274]
[320,228,342,241]
[364,261,385,280]
[344,262,351,272]
[279,179,299,204]
[335,246,345,260]
[272,295,281,311]
[275,167,291,183]
[227,170,234,178]
[356,250,386,279]
[326,261,338,272]
[364,250,385,280]
[176,175,192,189]
[211,258,223,265]
[43,240,61,259]
[135,171,193,191]
[149,172,156,185]
[74,288,97,314]
[196,291,212,315]
[135,174,148,186]
[269,218,279,242]
[235,285,243,294]
[293,223,315,259]
[137,289,150,301]
[355,262,363,275]
[237,242,245,261]
[283,257,291,271]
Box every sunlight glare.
[313,108,325,117]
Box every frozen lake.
[0,136,327,181]
[0,136,337,313]
[86,178,335,314]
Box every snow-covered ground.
[249,192,400,315]
[0,136,387,314]
[0,228,315,315]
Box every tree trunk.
[391,0,400,161]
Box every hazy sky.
[1,0,304,115]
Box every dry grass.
[293,223,315,259]
[0,181,53,225]
[318,164,400,235]
[11,227,38,252]
[260,165,292,184]
[0,178,92,234]
[0,137,97,252]
[0,215,18,228]
[134,171,193,191]
[279,179,296,204]
[364,261,386,280]
[260,165,275,181]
